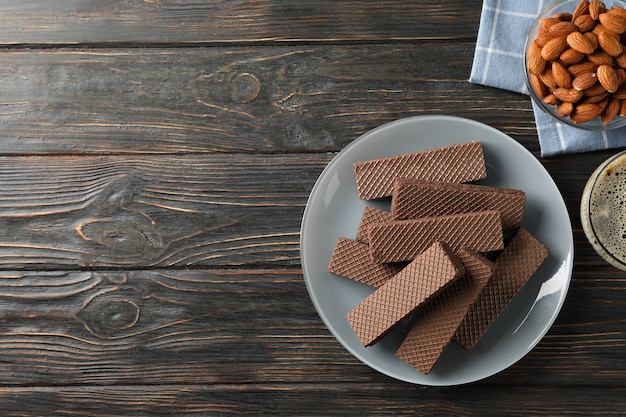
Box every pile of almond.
[527,0,626,124]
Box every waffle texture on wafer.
[346,242,465,347]
[454,228,549,350]
[367,210,504,264]
[353,141,486,200]
[391,179,526,230]
[355,206,394,244]
[328,237,404,288]
[396,248,495,374]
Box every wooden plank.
[0,44,537,155]
[0,384,623,416]
[0,269,329,386]
[0,1,481,45]
[0,267,625,388]
[0,149,610,270]
[0,154,332,269]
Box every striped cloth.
[469,0,626,157]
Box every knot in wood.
[101,300,140,331]
[231,72,260,103]
[78,296,140,338]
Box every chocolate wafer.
[454,228,549,350]
[355,206,394,244]
[367,210,504,264]
[391,179,526,230]
[346,242,465,347]
[328,237,404,288]
[396,248,495,374]
[353,141,486,200]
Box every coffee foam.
[582,151,626,270]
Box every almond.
[530,74,549,98]
[584,31,600,49]
[541,17,562,30]
[616,51,626,68]
[571,103,602,123]
[602,97,620,123]
[609,5,626,21]
[573,71,598,90]
[552,61,573,87]
[575,14,596,32]
[593,23,620,39]
[590,0,606,21]
[549,21,578,37]
[569,61,599,77]
[619,98,626,116]
[544,93,561,105]
[542,36,570,60]
[597,95,610,111]
[599,12,626,34]
[597,63,620,92]
[583,82,608,96]
[553,87,584,102]
[612,84,626,98]
[573,0,590,22]
[536,27,557,47]
[557,101,574,117]
[588,51,614,65]
[540,67,558,89]
[567,31,596,54]
[561,48,586,64]
[527,41,547,75]
[617,67,626,85]
[598,30,624,56]
[583,91,609,103]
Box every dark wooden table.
[0,1,625,415]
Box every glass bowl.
[524,0,626,130]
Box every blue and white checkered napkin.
[470,0,626,157]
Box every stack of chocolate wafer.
[328,141,549,374]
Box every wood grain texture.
[0,0,480,45]
[0,45,534,155]
[0,268,326,386]
[0,266,624,389]
[0,385,624,416]
[0,154,331,269]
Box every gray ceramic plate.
[300,115,573,386]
